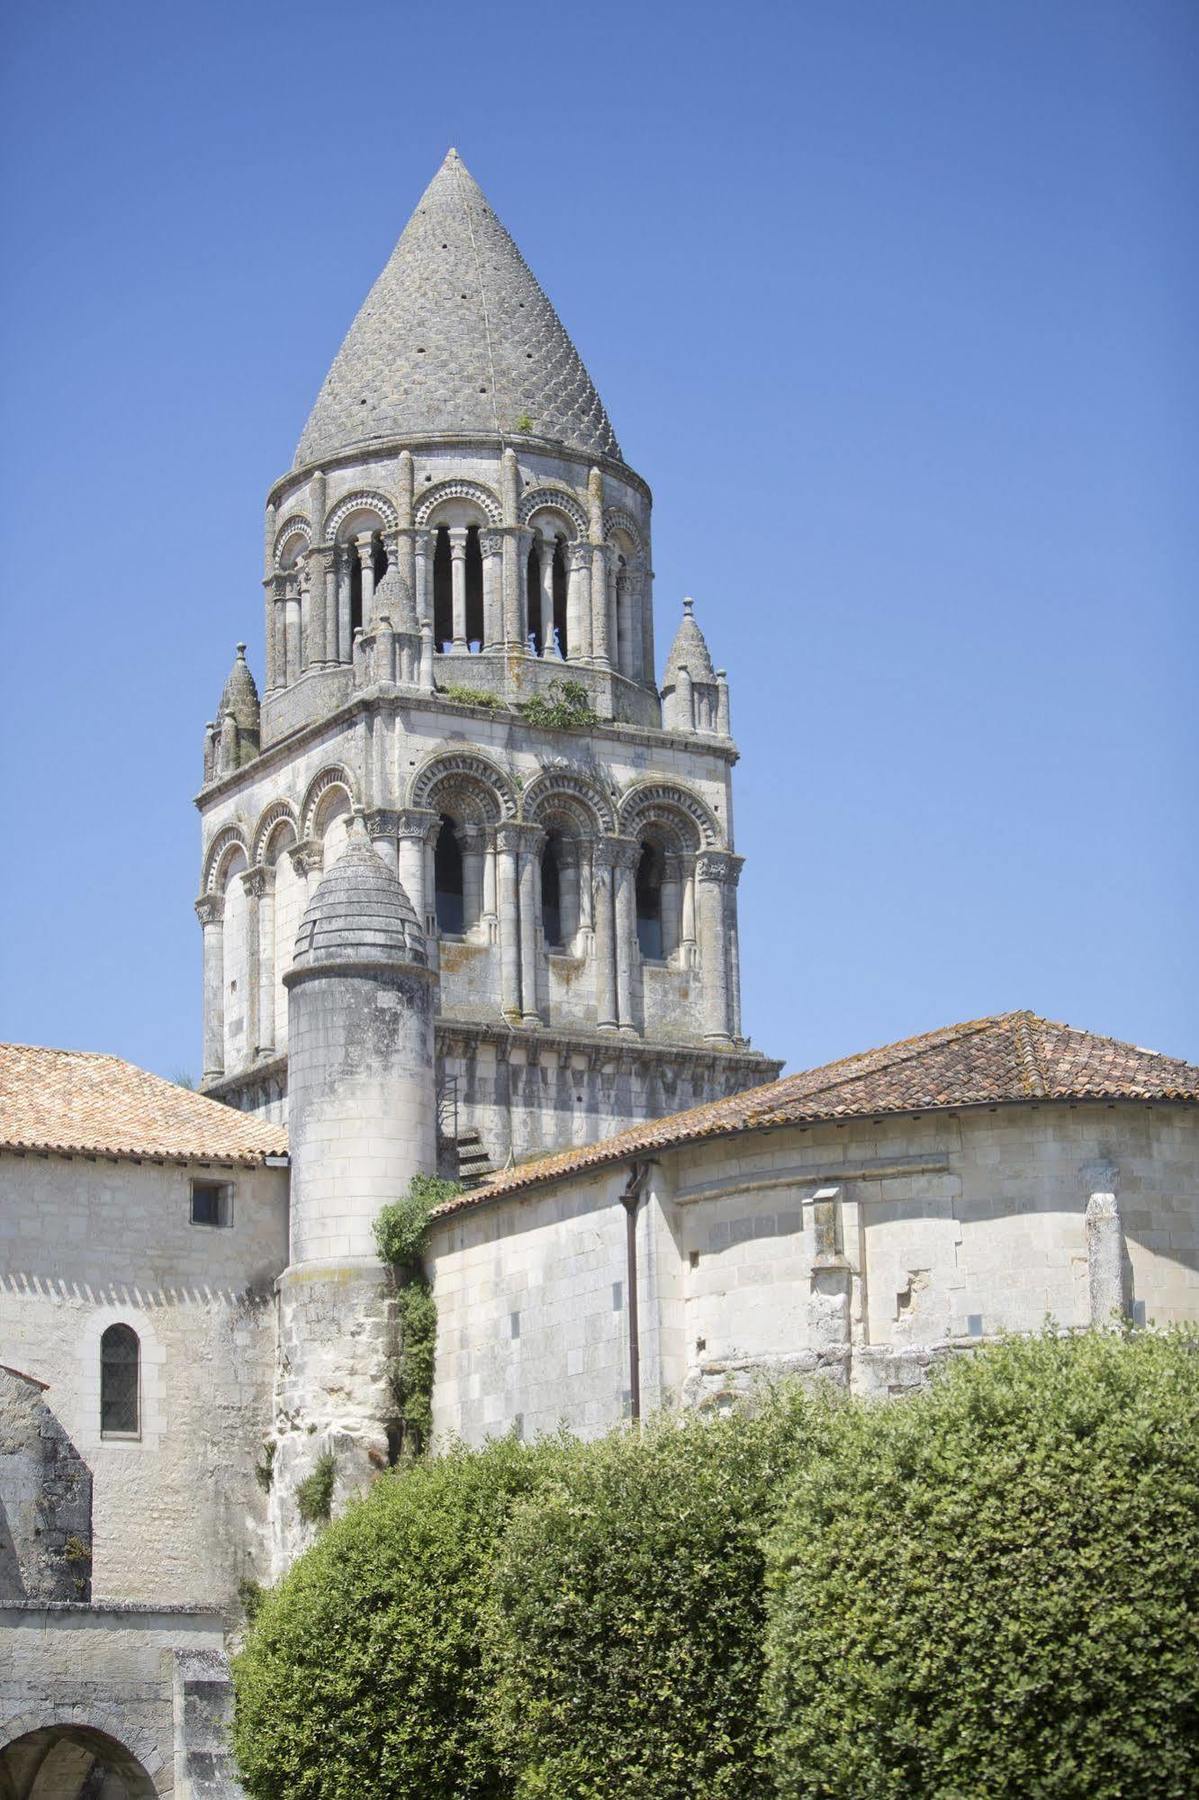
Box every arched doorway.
[0,1726,159,1799]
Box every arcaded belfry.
[271,815,435,1565]
[197,147,782,1169]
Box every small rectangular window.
[967,1314,984,1339]
[191,1181,233,1228]
[612,1281,623,1312]
[510,1311,521,1340]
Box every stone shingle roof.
[662,598,716,688]
[438,1012,1199,1214]
[0,1044,288,1166]
[295,149,620,468]
[289,819,426,971]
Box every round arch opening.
[0,1725,159,1799]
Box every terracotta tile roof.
[0,1043,288,1166]
[439,1012,1199,1215]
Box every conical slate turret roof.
[291,817,426,971]
[370,564,418,633]
[662,599,715,688]
[295,150,620,468]
[217,644,260,730]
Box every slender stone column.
[514,823,545,1022]
[457,824,486,930]
[557,838,582,943]
[253,866,277,1053]
[696,851,737,1043]
[619,571,643,681]
[264,576,281,693]
[336,545,352,661]
[565,542,592,662]
[448,527,469,653]
[724,857,744,1039]
[396,808,440,939]
[640,556,656,694]
[611,837,640,1033]
[661,853,684,960]
[284,574,302,685]
[716,670,731,736]
[241,867,271,1055]
[482,826,498,923]
[299,560,320,670]
[496,824,522,1018]
[481,529,503,649]
[1083,1161,1125,1326]
[355,533,376,618]
[196,894,226,1080]
[514,528,534,649]
[592,841,618,1030]
[591,543,611,669]
[681,857,697,956]
[413,531,433,627]
[538,537,556,656]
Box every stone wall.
[0,1154,287,1608]
[426,1102,1199,1441]
[0,1369,92,1604]
[0,1604,242,1797]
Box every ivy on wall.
[374,1174,463,1458]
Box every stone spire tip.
[683,596,694,615]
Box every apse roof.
[434,1012,1199,1212]
[295,150,620,468]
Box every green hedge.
[483,1397,812,1799]
[232,1436,564,1800]
[764,1329,1199,1799]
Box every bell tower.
[196,149,780,1171]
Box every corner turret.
[661,599,730,737]
[203,644,260,781]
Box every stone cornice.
[269,433,652,512]
[195,687,739,810]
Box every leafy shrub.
[517,679,596,731]
[392,1279,437,1453]
[233,1437,565,1800]
[484,1397,812,1798]
[764,1329,1199,1800]
[373,1174,462,1272]
[295,1452,336,1525]
[440,683,504,709]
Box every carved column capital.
[195,893,225,927]
[496,821,543,855]
[289,839,325,878]
[365,808,402,840]
[447,526,469,558]
[241,866,273,899]
[594,834,640,872]
[395,806,442,846]
[695,849,742,885]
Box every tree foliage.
[483,1398,813,1799]
[764,1328,1199,1799]
[233,1436,565,1800]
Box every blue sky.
[1,0,1195,1079]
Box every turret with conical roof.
[204,644,260,781]
[661,599,731,737]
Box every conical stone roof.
[217,644,260,729]
[290,818,426,971]
[662,599,715,688]
[295,150,620,468]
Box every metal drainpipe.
[620,1160,652,1422]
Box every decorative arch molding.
[252,799,300,864]
[300,765,357,839]
[519,485,589,539]
[0,1716,165,1795]
[414,478,502,528]
[603,506,645,557]
[521,764,616,834]
[324,489,399,542]
[272,515,312,568]
[618,780,723,850]
[202,825,250,893]
[409,749,518,823]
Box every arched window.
[434,816,465,935]
[372,532,389,590]
[100,1323,140,1437]
[636,843,665,960]
[526,540,542,653]
[541,835,563,948]
[433,526,452,649]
